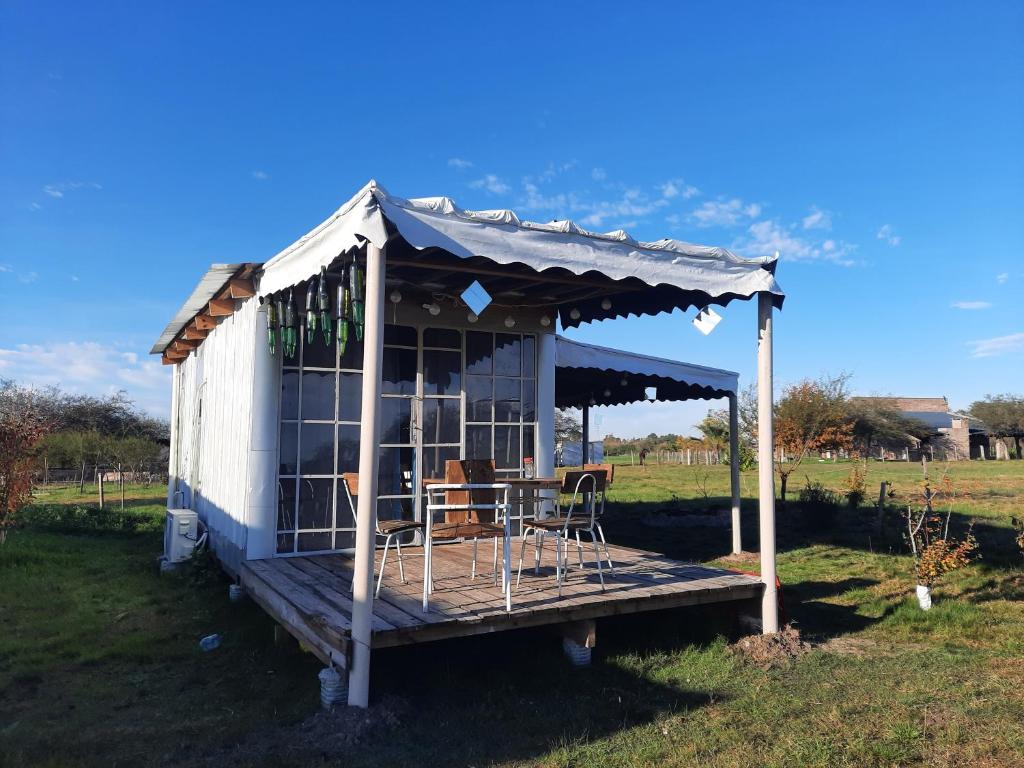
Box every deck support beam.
[348,242,387,707]
[729,392,742,554]
[757,292,779,634]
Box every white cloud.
[29,202,42,211]
[18,271,38,284]
[659,179,699,200]
[0,341,170,416]
[877,224,901,246]
[689,198,762,228]
[251,169,269,180]
[591,167,607,181]
[0,264,11,273]
[967,332,1024,358]
[735,220,856,266]
[469,174,511,195]
[448,158,473,170]
[42,181,102,200]
[951,301,992,310]
[802,206,832,230]
[997,272,1009,284]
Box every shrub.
[15,504,161,535]
[843,463,868,508]
[798,477,842,529]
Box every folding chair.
[516,469,614,596]
[340,472,425,597]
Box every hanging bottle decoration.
[275,294,286,356]
[336,266,351,356]
[284,289,298,358]
[351,256,365,341]
[317,266,332,346]
[305,278,317,345]
[265,295,278,355]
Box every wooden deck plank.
[242,541,763,652]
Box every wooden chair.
[516,469,614,595]
[428,459,507,582]
[340,472,425,597]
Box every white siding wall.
[168,297,258,572]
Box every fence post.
[98,469,105,509]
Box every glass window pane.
[339,333,363,370]
[336,481,357,528]
[424,327,460,348]
[522,379,536,422]
[339,372,362,421]
[494,334,521,376]
[297,478,333,529]
[522,335,536,379]
[423,349,462,396]
[466,331,493,375]
[494,378,521,423]
[466,375,492,422]
[299,423,334,474]
[523,426,535,463]
[423,445,460,482]
[336,424,360,474]
[281,370,299,419]
[300,371,335,420]
[380,398,412,444]
[377,446,414,495]
[334,530,355,550]
[297,531,334,552]
[422,398,461,445]
[466,425,492,461]
[279,423,298,475]
[276,532,294,554]
[382,347,417,395]
[494,425,520,470]
[302,333,336,368]
[277,477,296,531]
[384,324,417,346]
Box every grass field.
[2,461,1022,767]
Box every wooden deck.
[239,541,763,668]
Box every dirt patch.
[200,695,407,765]
[729,626,812,668]
[818,635,879,657]
[716,551,760,567]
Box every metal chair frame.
[341,473,425,598]
[516,471,615,596]
[424,483,513,614]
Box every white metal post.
[729,392,742,554]
[536,333,556,515]
[757,292,779,633]
[246,301,282,560]
[348,242,386,707]
[581,401,590,466]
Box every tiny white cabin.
[152,180,784,706]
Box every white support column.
[348,243,386,707]
[757,292,779,634]
[245,303,282,560]
[729,392,742,555]
[166,364,181,508]
[536,333,556,478]
[581,401,590,466]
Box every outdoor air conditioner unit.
[164,509,199,563]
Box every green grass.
[2,464,1022,767]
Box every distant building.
[853,396,989,460]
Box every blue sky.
[2,1,1022,437]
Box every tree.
[848,398,933,458]
[774,374,854,506]
[696,414,729,463]
[0,382,52,543]
[969,394,1024,459]
[554,409,582,444]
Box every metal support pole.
[348,243,386,707]
[581,401,590,466]
[757,293,779,633]
[729,392,742,554]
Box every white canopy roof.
[259,181,783,327]
[554,335,738,407]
